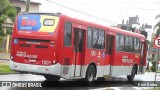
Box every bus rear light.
[10,56,13,61]
[52,60,57,64]
[50,41,55,47]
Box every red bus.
[10,12,147,81]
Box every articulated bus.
[10,13,147,81]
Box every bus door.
[73,28,85,77]
[106,35,114,75]
[62,22,73,79]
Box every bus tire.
[96,77,106,81]
[44,75,61,81]
[127,66,136,81]
[85,65,96,82]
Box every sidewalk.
[0,52,10,60]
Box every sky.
[32,0,160,30]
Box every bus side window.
[125,36,134,52]
[87,27,93,48]
[140,42,144,57]
[134,38,140,53]
[116,34,125,51]
[64,22,72,46]
[98,30,105,49]
[93,29,98,48]
[93,29,105,49]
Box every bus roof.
[17,12,146,40]
[60,13,146,40]
[18,12,61,17]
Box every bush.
[150,61,156,72]
[151,65,156,72]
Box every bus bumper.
[10,60,61,76]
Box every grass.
[147,87,160,90]
[0,62,17,74]
[145,69,160,73]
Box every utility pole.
[154,36,160,90]
[154,48,159,90]
[26,0,30,12]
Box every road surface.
[0,72,159,90]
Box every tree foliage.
[149,14,160,48]
[0,0,17,45]
[154,14,160,37]
[151,61,156,72]
[0,0,17,23]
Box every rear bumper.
[10,60,61,76]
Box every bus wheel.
[127,66,136,81]
[85,65,96,82]
[44,75,61,81]
[97,77,106,81]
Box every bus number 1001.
[42,60,51,65]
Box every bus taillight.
[52,60,57,64]
[10,56,13,61]
[50,41,55,47]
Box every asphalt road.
[0,72,159,90]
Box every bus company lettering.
[16,51,37,59]
[18,15,41,31]
[21,19,36,26]
[91,50,96,56]
[97,51,101,58]
[122,56,133,63]
[20,18,36,30]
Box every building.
[128,15,140,27]
[117,16,141,34]
[1,0,41,52]
[10,0,40,13]
[141,23,153,42]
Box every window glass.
[99,30,105,41]
[134,38,140,53]
[125,36,133,52]
[64,22,72,46]
[93,29,105,49]
[87,28,92,48]
[93,29,98,48]
[116,34,120,50]
[116,34,125,51]
[97,30,105,49]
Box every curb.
[0,72,21,75]
[0,59,10,61]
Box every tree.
[0,0,17,36]
[147,14,160,70]
[0,0,17,46]
[154,14,160,37]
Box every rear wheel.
[97,77,106,81]
[127,66,136,81]
[85,65,96,82]
[44,75,61,81]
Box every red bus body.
[10,13,147,80]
